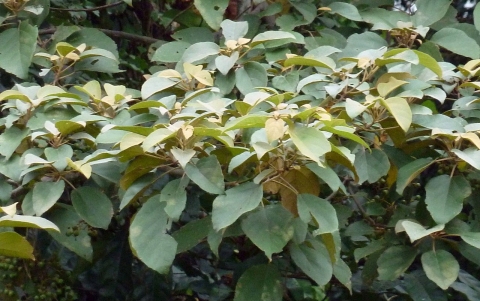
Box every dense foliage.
[4,0,480,300]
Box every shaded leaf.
[422,250,459,290]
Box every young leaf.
[234,264,283,301]
[129,198,176,274]
[425,175,471,225]
[379,97,412,132]
[71,187,113,229]
[212,182,262,230]
[241,205,294,259]
[377,245,417,281]
[0,232,34,259]
[422,250,459,290]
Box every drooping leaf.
[129,198,176,274]
[234,264,283,301]
[0,215,59,231]
[354,148,390,184]
[212,182,263,230]
[380,97,412,132]
[159,177,189,221]
[71,187,113,229]
[460,232,480,249]
[241,205,294,259]
[32,180,65,216]
[185,156,224,195]
[396,158,433,195]
[430,28,480,59]
[425,175,471,224]
[377,245,417,281]
[422,250,459,290]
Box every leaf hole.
[214,5,220,10]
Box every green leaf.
[234,264,283,301]
[354,148,390,184]
[354,239,386,262]
[181,42,220,64]
[328,2,362,21]
[297,194,338,235]
[475,3,480,33]
[0,127,29,160]
[377,245,417,281]
[425,175,471,224]
[212,182,262,230]
[193,0,229,30]
[422,250,459,290]
[0,22,38,78]
[398,220,445,243]
[141,77,178,99]
[32,180,65,216]
[0,215,59,231]
[404,271,448,301]
[306,163,345,193]
[284,56,335,70]
[159,177,189,221]
[289,240,333,286]
[129,198,176,274]
[430,28,480,59]
[333,258,352,293]
[288,124,331,165]
[251,31,296,48]
[120,173,155,209]
[152,41,190,63]
[0,232,34,259]
[142,128,174,151]
[235,62,268,95]
[221,19,248,41]
[412,0,451,27]
[224,114,269,131]
[71,187,113,229]
[185,156,224,195]
[241,205,294,259]
[44,145,73,171]
[215,52,239,75]
[396,158,433,195]
[452,148,480,170]
[379,97,412,132]
[172,217,212,253]
[460,232,480,249]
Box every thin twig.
[38,27,159,45]
[50,1,124,12]
[347,182,376,225]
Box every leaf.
[354,239,386,262]
[404,271,448,301]
[265,118,285,143]
[159,177,189,221]
[354,148,390,184]
[185,156,224,195]
[397,220,445,243]
[306,163,345,193]
[71,187,113,229]
[425,175,471,224]
[181,42,220,63]
[141,77,178,99]
[452,148,480,170]
[170,148,195,169]
[333,258,352,293]
[234,264,283,301]
[221,19,248,41]
[129,198,176,274]
[152,41,190,63]
[251,31,296,47]
[289,240,333,286]
[0,215,59,231]
[193,0,229,30]
[215,52,239,75]
[0,22,38,78]
[212,182,263,230]
[288,124,331,165]
[460,232,480,249]
[224,114,269,131]
[142,128,174,151]
[430,28,480,59]
[297,194,338,235]
[44,145,73,171]
[377,245,417,281]
[119,173,155,209]
[328,2,362,21]
[284,56,335,70]
[475,3,480,33]
[235,62,268,95]
[0,232,34,259]
[412,0,451,27]
[32,180,65,216]
[422,250,459,290]
[0,127,29,160]
[241,205,294,259]
[380,97,412,132]
[396,158,433,195]
[172,217,212,253]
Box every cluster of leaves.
[4,0,480,300]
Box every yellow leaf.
[265,118,285,143]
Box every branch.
[38,27,159,45]
[50,1,125,12]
